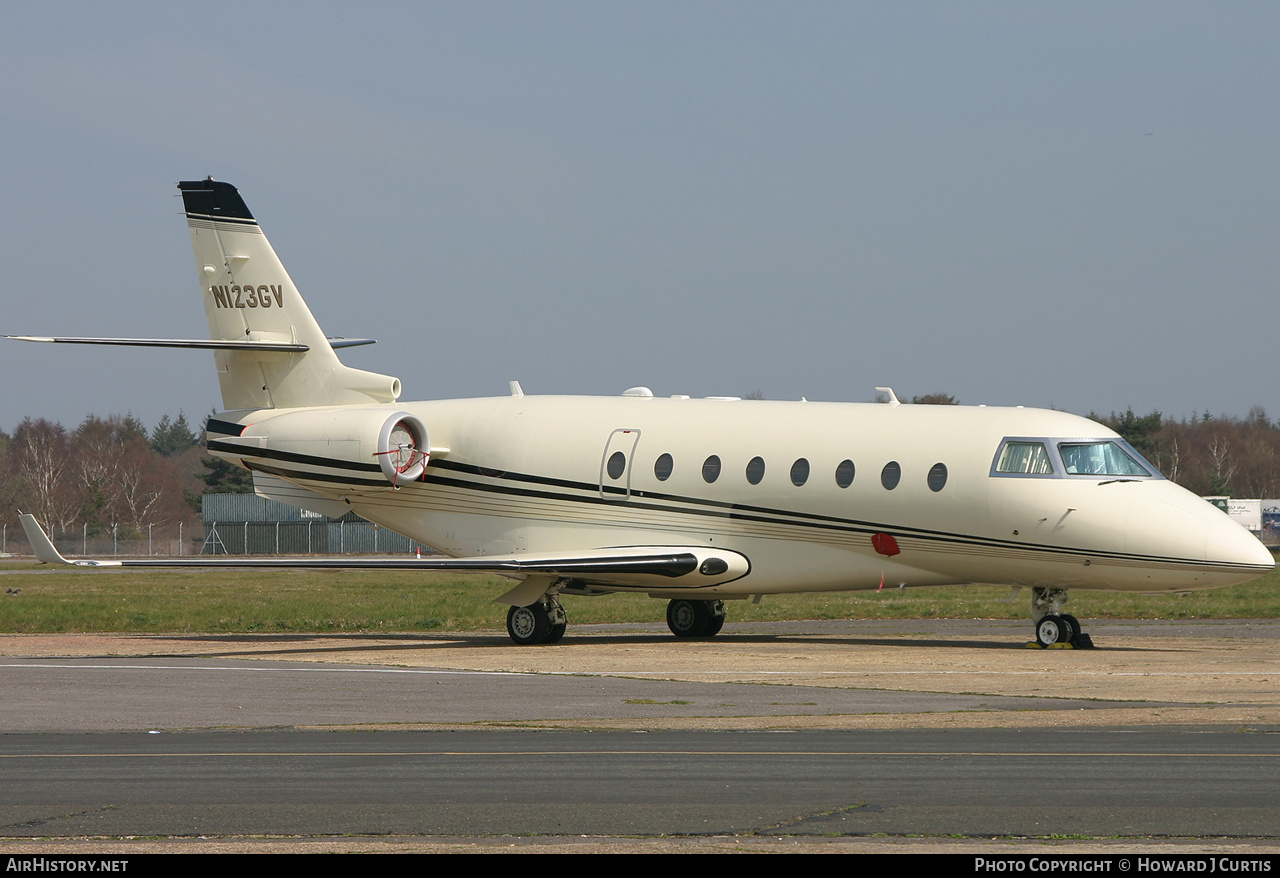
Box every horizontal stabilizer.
[8,336,377,352]
[7,335,309,352]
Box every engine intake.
[376,413,428,484]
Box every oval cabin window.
[881,461,901,490]
[654,453,674,481]
[607,451,626,480]
[927,462,948,492]
[835,459,855,488]
[790,458,810,486]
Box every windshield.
[1058,441,1153,477]
[992,437,1163,479]
[995,441,1055,475]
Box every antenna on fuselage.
[876,386,901,407]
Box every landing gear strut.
[506,596,568,645]
[1030,587,1092,648]
[666,599,726,638]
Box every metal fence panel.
[2,519,429,558]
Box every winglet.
[19,513,118,567]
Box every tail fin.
[178,179,401,410]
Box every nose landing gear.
[1030,588,1093,648]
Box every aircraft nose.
[1127,487,1273,590]
[1207,516,1275,570]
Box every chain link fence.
[0,518,429,559]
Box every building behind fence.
[201,493,426,555]
[1,493,429,558]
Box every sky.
[2,1,1277,435]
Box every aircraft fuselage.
[209,394,1272,599]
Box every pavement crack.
[755,802,880,834]
[3,805,119,831]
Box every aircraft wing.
[18,514,748,593]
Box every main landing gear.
[1030,587,1093,649]
[506,596,567,645]
[506,596,729,644]
[665,599,726,638]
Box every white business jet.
[12,179,1274,647]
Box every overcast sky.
[2,2,1277,434]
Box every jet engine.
[213,407,432,488]
[375,412,429,484]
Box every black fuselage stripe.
[246,460,387,487]
[232,454,1262,572]
[427,458,972,540]
[210,439,382,473]
[422,459,1251,568]
[206,419,247,437]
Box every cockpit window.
[992,437,1162,480]
[1059,441,1152,477]
[995,441,1055,475]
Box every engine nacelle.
[375,411,428,483]
[223,407,431,488]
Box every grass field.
[0,562,1276,634]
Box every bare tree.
[75,415,169,532]
[12,418,81,534]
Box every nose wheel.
[1030,589,1093,648]
[1036,615,1070,646]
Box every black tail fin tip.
[178,179,254,222]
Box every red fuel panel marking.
[872,533,900,557]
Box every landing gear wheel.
[1059,614,1081,644]
[667,599,702,637]
[507,603,551,645]
[1036,615,1070,647]
[666,599,725,638]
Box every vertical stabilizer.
[178,179,400,410]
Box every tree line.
[1095,406,1280,499]
[0,412,248,539]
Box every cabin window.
[927,462,948,492]
[654,453,673,481]
[995,441,1054,475]
[702,455,722,483]
[790,458,810,486]
[745,456,766,485]
[606,451,626,480]
[1059,441,1153,477]
[881,461,901,490]
[835,459,855,488]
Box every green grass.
[0,563,1276,634]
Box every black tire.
[507,603,551,645]
[1035,615,1070,647]
[1059,614,1082,644]
[667,599,724,637]
[543,620,567,644]
[703,600,726,637]
[667,599,709,637]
